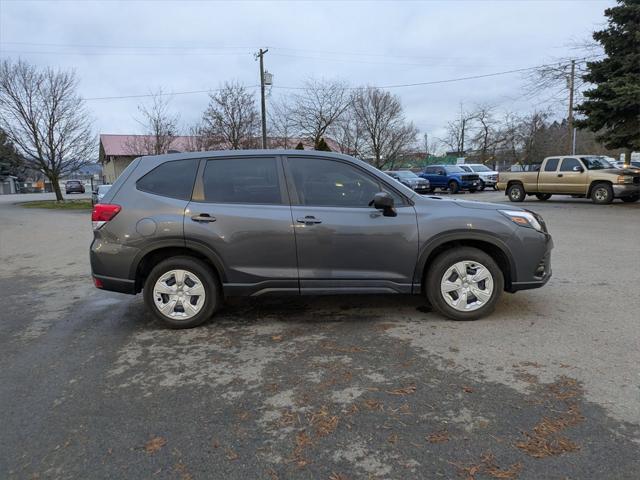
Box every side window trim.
[544,158,560,172]
[283,155,411,208]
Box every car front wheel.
[591,183,613,204]
[143,256,220,329]
[448,181,460,194]
[478,180,486,191]
[507,183,525,202]
[426,247,503,321]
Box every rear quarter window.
[136,159,199,200]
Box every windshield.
[459,165,472,172]
[444,166,465,173]
[394,171,419,178]
[471,165,492,172]
[581,156,611,170]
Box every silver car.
[459,164,499,191]
[90,150,552,328]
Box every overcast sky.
[0,0,612,146]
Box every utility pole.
[567,59,575,154]
[257,48,269,149]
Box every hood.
[452,198,518,211]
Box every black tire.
[425,247,504,321]
[469,188,477,193]
[621,194,639,203]
[507,183,525,202]
[448,180,460,194]
[427,187,435,193]
[590,182,613,204]
[493,185,499,191]
[143,256,220,329]
[478,180,486,191]
[535,193,552,201]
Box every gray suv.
[90,150,552,328]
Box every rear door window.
[136,159,199,200]
[544,158,560,172]
[202,157,282,204]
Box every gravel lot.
[1,191,639,479]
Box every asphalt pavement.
[1,191,639,479]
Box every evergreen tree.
[316,137,332,151]
[294,141,305,150]
[0,127,25,178]
[575,0,640,154]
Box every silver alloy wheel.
[440,261,494,312]
[594,187,608,201]
[510,187,522,200]
[153,269,206,319]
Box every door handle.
[191,213,217,223]
[557,174,563,177]
[296,216,322,225]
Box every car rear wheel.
[535,193,552,201]
[426,247,503,321]
[143,256,220,329]
[621,194,639,203]
[507,183,525,202]
[591,183,613,204]
[448,181,460,194]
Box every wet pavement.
[1,192,639,479]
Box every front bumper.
[507,231,553,293]
[460,180,481,190]
[612,184,640,198]
[412,184,431,193]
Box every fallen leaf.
[426,430,449,444]
[225,448,239,461]
[144,436,167,454]
[387,384,416,396]
[462,386,474,393]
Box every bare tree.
[267,98,296,148]
[201,81,258,150]
[289,79,350,149]
[469,105,501,164]
[128,89,179,155]
[330,105,366,158]
[0,59,94,200]
[439,106,477,155]
[351,87,418,169]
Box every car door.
[537,158,561,192]
[184,155,299,295]
[557,157,588,194]
[285,155,419,294]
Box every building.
[99,134,342,184]
[0,175,18,194]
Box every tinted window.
[136,159,198,200]
[444,166,465,173]
[424,167,436,174]
[544,158,560,171]
[203,157,281,204]
[289,157,400,207]
[560,158,582,171]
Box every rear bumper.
[612,184,640,197]
[93,274,136,294]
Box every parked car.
[65,180,85,194]
[384,170,430,194]
[497,155,640,204]
[420,165,481,194]
[458,164,499,191]
[92,184,111,205]
[91,150,552,328]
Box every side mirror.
[573,166,584,173]
[370,192,397,217]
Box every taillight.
[92,203,121,230]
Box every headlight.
[616,175,634,184]
[499,210,544,232]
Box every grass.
[19,199,93,210]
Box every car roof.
[137,149,357,163]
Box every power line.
[80,56,602,101]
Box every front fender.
[412,229,517,290]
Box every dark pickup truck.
[420,165,480,194]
